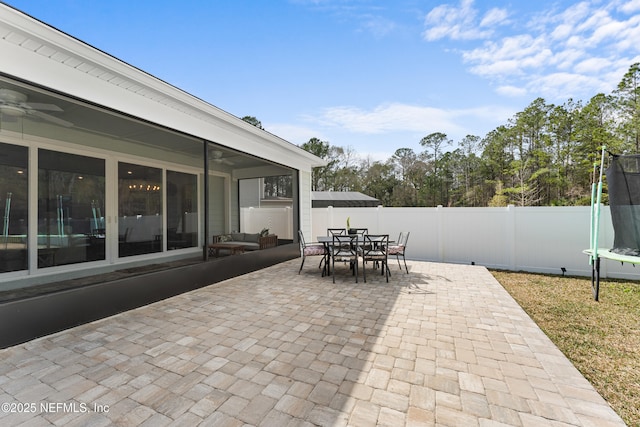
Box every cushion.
[245,233,260,243]
[304,246,326,256]
[388,245,404,255]
[231,232,244,241]
[218,234,231,242]
[365,253,386,259]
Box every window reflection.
[118,162,162,257]
[0,143,28,273]
[38,149,106,268]
[166,171,197,250]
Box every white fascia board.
[0,4,326,172]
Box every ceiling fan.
[0,88,73,127]
[209,150,235,166]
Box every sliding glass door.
[38,149,106,268]
[0,142,28,273]
[166,170,198,250]
[118,162,163,257]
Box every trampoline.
[584,147,640,300]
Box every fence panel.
[440,207,512,269]
[311,205,640,280]
[241,207,292,239]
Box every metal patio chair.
[331,234,359,283]
[348,228,368,237]
[388,231,410,273]
[298,230,327,275]
[361,234,389,283]
[327,228,346,236]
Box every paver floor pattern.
[0,260,626,426]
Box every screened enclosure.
[606,154,640,256]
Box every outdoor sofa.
[212,231,278,251]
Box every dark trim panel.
[0,244,299,349]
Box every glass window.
[264,175,293,198]
[118,162,163,257]
[167,171,198,250]
[0,143,28,273]
[238,174,294,240]
[38,150,106,268]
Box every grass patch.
[491,271,640,426]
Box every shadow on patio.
[0,259,625,426]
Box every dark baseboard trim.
[0,244,299,349]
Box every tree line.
[298,63,640,207]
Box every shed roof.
[311,191,381,208]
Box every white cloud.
[427,0,640,102]
[612,14,640,51]
[558,1,592,27]
[359,15,397,38]
[551,23,573,40]
[423,0,493,41]
[266,123,328,145]
[620,0,640,13]
[302,102,515,141]
[574,57,612,74]
[316,103,464,135]
[551,48,586,70]
[463,34,553,76]
[274,102,519,160]
[480,8,509,27]
[527,72,611,100]
[496,85,528,97]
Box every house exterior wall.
[298,170,313,243]
[0,4,324,292]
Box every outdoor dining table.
[317,235,393,278]
[317,236,338,277]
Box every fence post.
[507,205,516,270]
[286,207,292,240]
[437,205,444,262]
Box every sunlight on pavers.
[0,259,625,426]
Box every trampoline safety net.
[607,154,640,256]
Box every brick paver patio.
[0,260,626,426]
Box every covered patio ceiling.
[0,74,285,174]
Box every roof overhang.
[0,4,326,171]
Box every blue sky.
[4,0,640,161]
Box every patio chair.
[348,228,368,236]
[361,234,389,283]
[298,230,327,274]
[331,234,359,283]
[388,231,410,273]
[327,228,346,236]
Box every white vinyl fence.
[241,207,293,239]
[311,205,640,280]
